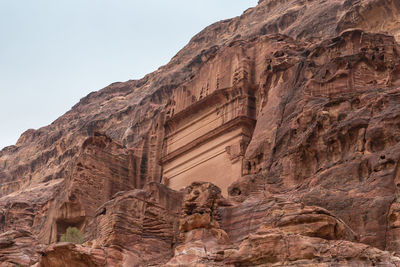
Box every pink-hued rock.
[1,0,400,266]
[0,230,44,266]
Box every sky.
[0,0,257,150]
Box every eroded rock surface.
[0,230,43,267]
[1,0,400,266]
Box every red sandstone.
[1,0,400,266]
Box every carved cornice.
[161,116,255,164]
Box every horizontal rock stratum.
[1,0,400,266]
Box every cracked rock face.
[1,0,400,266]
[0,230,43,267]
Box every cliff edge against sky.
[1,0,400,266]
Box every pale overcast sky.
[0,0,257,149]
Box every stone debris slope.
[1,0,400,266]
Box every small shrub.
[59,227,84,244]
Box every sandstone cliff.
[1,0,400,266]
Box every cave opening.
[56,217,85,242]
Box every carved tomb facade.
[161,87,255,195]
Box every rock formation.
[1,0,400,266]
